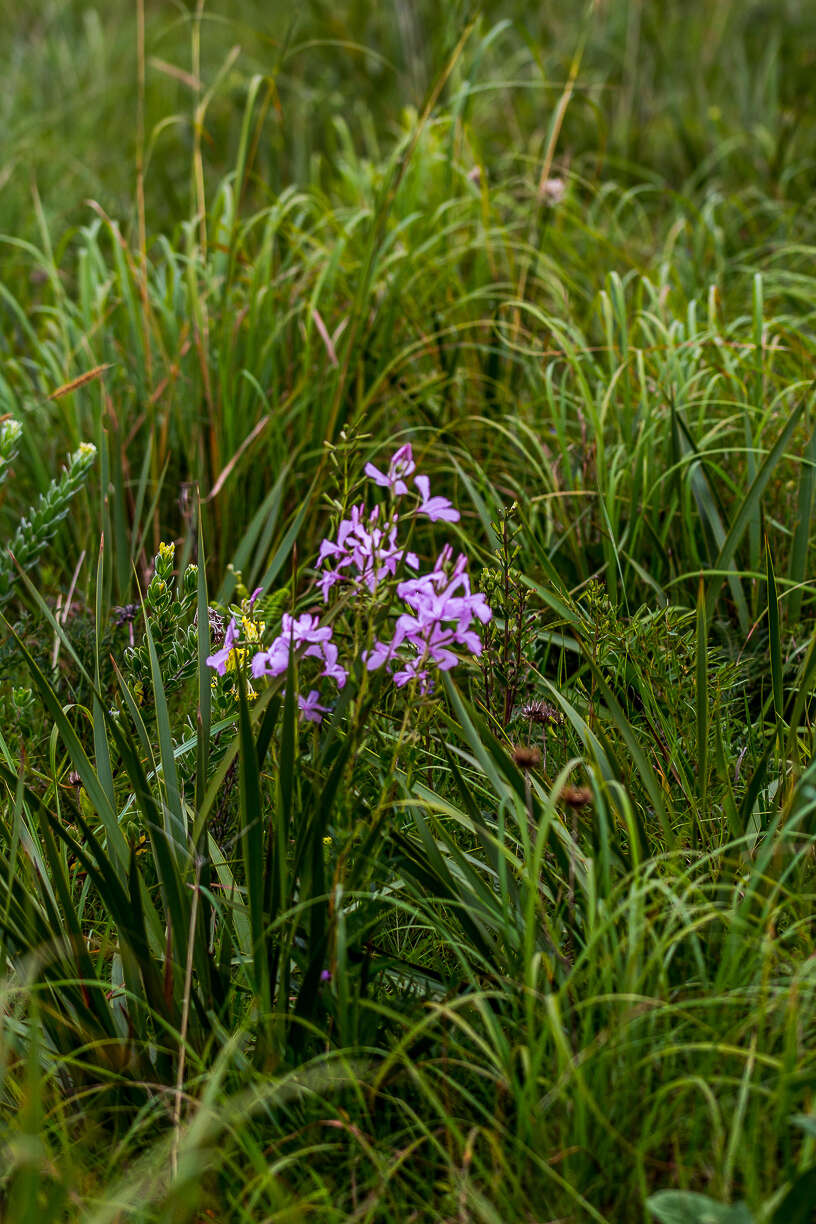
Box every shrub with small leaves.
[122,541,199,702]
[0,438,97,606]
[0,418,22,486]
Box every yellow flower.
[241,615,265,642]
[225,646,247,672]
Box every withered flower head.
[207,608,226,645]
[559,785,593,808]
[520,700,563,726]
[113,603,138,626]
[512,745,542,771]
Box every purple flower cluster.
[251,613,347,690]
[317,444,460,603]
[206,611,347,720]
[364,545,491,691]
[320,444,490,694]
[206,444,490,722]
[316,504,419,601]
[364,444,460,523]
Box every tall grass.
[2,2,816,1221]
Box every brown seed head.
[512,745,542,771]
[559,785,593,808]
[520,700,563,726]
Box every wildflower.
[298,690,330,724]
[520,700,563,726]
[413,474,460,523]
[114,602,138,647]
[317,504,418,600]
[206,617,240,676]
[314,640,348,689]
[250,613,347,691]
[539,176,565,205]
[251,636,290,678]
[365,547,491,685]
[364,443,416,495]
[241,614,265,643]
[113,603,138,626]
[207,607,226,643]
[282,612,333,647]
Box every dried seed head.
[208,608,226,644]
[520,700,563,726]
[113,603,138,626]
[559,785,593,808]
[512,745,542,771]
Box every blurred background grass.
[4,0,816,241]
[4,0,816,613]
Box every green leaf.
[1,616,128,877]
[236,667,268,1008]
[195,505,211,819]
[646,1190,753,1224]
[706,401,804,626]
[696,576,709,827]
[138,586,185,854]
[766,536,784,733]
[787,419,816,623]
[770,1167,816,1224]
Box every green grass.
[2,2,816,1221]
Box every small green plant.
[478,506,536,727]
[121,541,199,703]
[0,432,96,606]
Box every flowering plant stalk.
[206,444,492,719]
[0,438,97,607]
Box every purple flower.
[364,443,416,496]
[365,548,491,685]
[317,504,419,600]
[393,661,433,692]
[298,690,330,724]
[312,640,348,689]
[413,475,460,523]
[281,612,333,647]
[206,617,240,675]
[251,636,290,678]
[362,636,399,671]
[248,586,263,610]
[250,612,347,698]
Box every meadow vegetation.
[2,2,816,1220]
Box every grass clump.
[2,2,816,1222]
